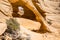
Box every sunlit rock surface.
[16,18,41,30]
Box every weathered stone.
[0,0,13,17]
[16,18,41,30]
[0,22,7,35]
[20,25,60,40]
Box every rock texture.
[20,25,60,40]
[16,18,41,30]
[0,22,7,35]
[0,0,60,40]
[0,0,13,17]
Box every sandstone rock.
[9,0,19,3]
[20,25,60,40]
[20,25,43,40]
[0,22,7,35]
[16,18,41,30]
[0,0,13,17]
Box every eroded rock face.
[0,0,13,17]
[38,0,60,35]
[16,18,41,30]
[0,0,13,35]
[20,25,60,40]
[0,0,60,40]
[0,17,60,40]
[0,22,7,35]
[15,18,60,40]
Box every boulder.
[0,22,7,35]
[16,18,41,30]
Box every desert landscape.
[0,0,60,40]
